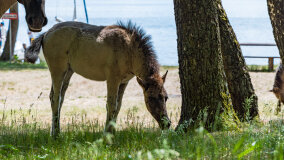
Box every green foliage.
[0,61,47,70]
[247,65,277,72]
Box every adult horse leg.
[105,80,120,133]
[49,66,73,138]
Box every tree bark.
[174,0,231,131]
[267,0,284,62]
[217,1,258,121]
[0,3,19,61]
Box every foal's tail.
[25,33,45,63]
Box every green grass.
[0,62,47,70]
[162,65,279,72]
[162,65,278,72]
[0,62,283,159]
[161,66,178,70]
[247,65,275,72]
[0,62,278,73]
[0,109,284,160]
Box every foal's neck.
[132,54,160,82]
[0,0,16,16]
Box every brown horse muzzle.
[24,0,48,32]
[26,16,47,32]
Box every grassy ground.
[0,63,283,159]
[0,62,47,71]
[0,111,283,159]
[0,62,277,72]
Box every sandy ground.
[0,69,280,128]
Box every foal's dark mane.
[116,21,160,76]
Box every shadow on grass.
[0,125,165,159]
[0,62,47,71]
[0,121,283,159]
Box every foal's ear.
[162,70,168,83]
[137,77,147,90]
[271,87,281,94]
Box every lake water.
[2,0,279,65]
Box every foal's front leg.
[105,80,120,133]
[276,100,282,115]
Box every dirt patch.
[0,69,280,127]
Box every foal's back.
[43,21,133,81]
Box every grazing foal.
[271,63,284,115]
[25,21,171,137]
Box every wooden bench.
[240,43,279,71]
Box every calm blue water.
[2,0,279,65]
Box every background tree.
[0,3,19,61]
[267,0,284,62]
[217,0,258,121]
[174,0,230,131]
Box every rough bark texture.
[267,0,284,63]
[0,3,19,61]
[174,0,230,131]
[217,1,258,121]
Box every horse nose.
[28,17,33,26]
[43,17,48,26]
[161,116,171,130]
[27,16,45,29]
[166,120,171,128]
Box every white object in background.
[38,46,46,63]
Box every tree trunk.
[0,3,19,61]
[174,0,231,131]
[217,0,258,121]
[267,0,284,62]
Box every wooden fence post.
[268,57,274,71]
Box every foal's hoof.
[275,109,281,115]
[51,130,60,139]
[105,126,116,135]
[103,132,114,145]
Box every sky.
[2,0,273,65]
[13,0,270,26]
[223,0,268,18]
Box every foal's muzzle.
[159,116,171,130]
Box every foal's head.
[137,71,171,129]
[271,63,284,103]
[271,87,284,103]
[17,0,48,32]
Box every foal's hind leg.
[50,68,73,137]
[114,82,129,119]
[276,100,282,115]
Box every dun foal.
[25,21,171,137]
[271,63,284,115]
